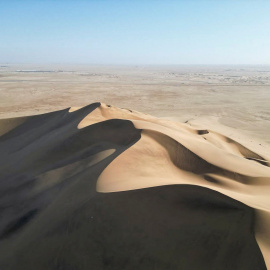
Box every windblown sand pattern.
[0,102,270,269]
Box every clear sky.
[1,0,270,65]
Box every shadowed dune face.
[0,102,270,270]
[0,104,141,240]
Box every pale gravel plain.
[0,64,270,144]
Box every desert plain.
[1,64,270,144]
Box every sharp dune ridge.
[0,102,269,269]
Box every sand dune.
[0,102,269,269]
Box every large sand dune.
[0,102,269,269]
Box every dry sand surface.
[1,64,270,144]
[0,65,270,269]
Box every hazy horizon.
[1,1,270,65]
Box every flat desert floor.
[0,64,270,147]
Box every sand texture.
[0,102,269,269]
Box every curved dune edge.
[33,149,115,195]
[73,103,270,267]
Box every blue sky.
[1,0,270,65]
